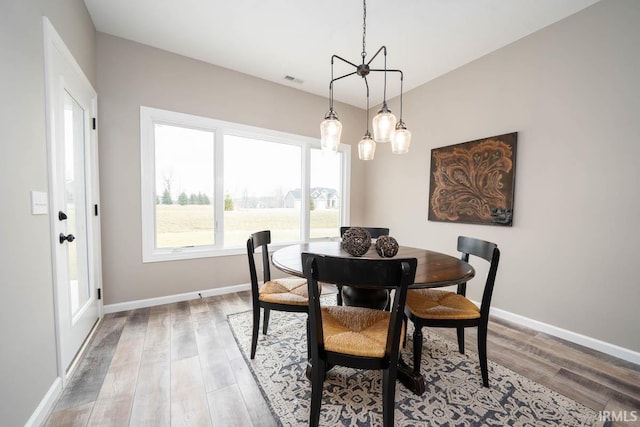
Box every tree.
[196,192,211,205]
[178,192,189,205]
[161,172,174,205]
[189,193,198,204]
[224,194,234,211]
[161,189,173,205]
[310,196,316,211]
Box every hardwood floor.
[45,288,640,426]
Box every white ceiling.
[84,0,599,109]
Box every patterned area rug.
[228,307,606,426]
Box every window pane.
[142,107,351,262]
[310,148,341,239]
[224,135,301,246]
[154,123,214,248]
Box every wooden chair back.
[456,236,501,321]
[339,226,390,238]
[302,253,416,362]
[247,230,272,300]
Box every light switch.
[31,191,48,215]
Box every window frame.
[140,106,350,263]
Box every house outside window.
[140,106,350,262]
[284,188,339,210]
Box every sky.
[154,124,341,199]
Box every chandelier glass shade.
[391,120,411,154]
[320,109,342,152]
[320,0,411,160]
[372,103,397,143]
[358,132,376,161]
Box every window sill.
[142,246,245,263]
[142,238,338,263]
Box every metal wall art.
[428,132,517,226]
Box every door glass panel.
[310,148,341,239]
[63,91,90,318]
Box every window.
[141,106,350,262]
[310,148,343,239]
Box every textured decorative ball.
[341,227,372,257]
[375,235,399,258]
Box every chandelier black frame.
[320,0,411,160]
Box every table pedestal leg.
[397,357,426,396]
[306,356,425,395]
[341,286,389,310]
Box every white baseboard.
[25,377,62,427]
[103,283,251,314]
[487,305,640,366]
[103,286,639,365]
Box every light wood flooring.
[45,287,640,426]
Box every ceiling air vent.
[284,75,303,84]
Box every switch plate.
[31,191,48,215]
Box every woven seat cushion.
[259,277,319,306]
[406,289,480,320]
[321,306,404,358]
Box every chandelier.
[320,0,411,160]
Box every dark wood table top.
[272,241,475,288]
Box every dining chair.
[336,226,390,306]
[404,236,500,387]
[339,226,390,239]
[302,252,417,427]
[247,230,316,359]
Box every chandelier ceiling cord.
[320,0,411,160]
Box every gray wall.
[2,0,639,422]
[363,0,640,352]
[96,33,366,305]
[0,0,95,425]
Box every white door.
[44,18,102,376]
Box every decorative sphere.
[341,227,372,257]
[375,235,399,258]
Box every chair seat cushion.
[406,289,480,320]
[321,306,404,358]
[259,277,316,306]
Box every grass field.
[156,205,340,247]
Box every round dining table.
[271,241,475,395]
[272,241,475,288]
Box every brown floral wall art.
[429,132,517,226]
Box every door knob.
[59,233,75,244]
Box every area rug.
[228,308,607,426]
